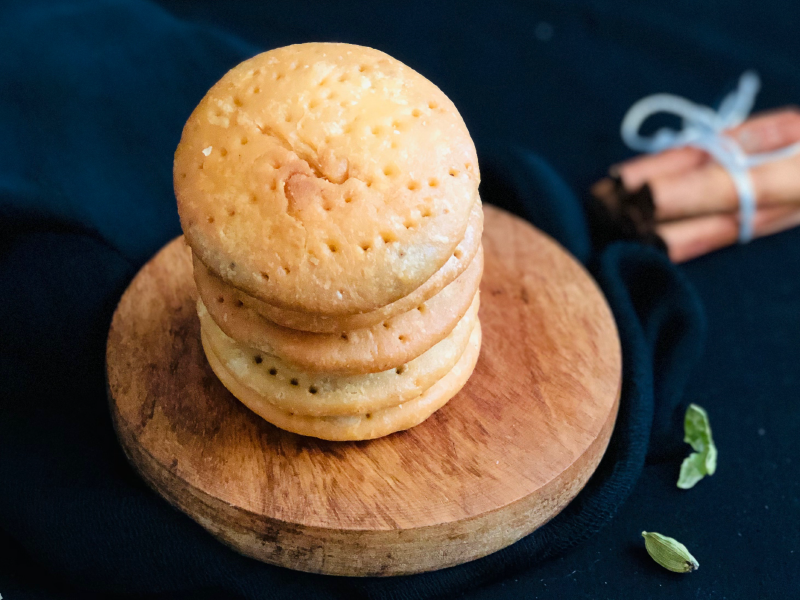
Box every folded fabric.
[0,1,705,598]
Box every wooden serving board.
[106,205,621,577]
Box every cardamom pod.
[642,531,699,573]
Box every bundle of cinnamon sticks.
[592,109,800,262]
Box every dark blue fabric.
[1,1,797,599]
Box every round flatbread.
[198,292,479,417]
[192,201,483,333]
[198,245,482,374]
[203,321,481,441]
[175,42,480,315]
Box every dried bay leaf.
[678,403,717,489]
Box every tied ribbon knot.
[621,71,800,243]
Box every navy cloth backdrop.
[1,1,798,598]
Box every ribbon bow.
[620,71,800,243]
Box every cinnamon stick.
[593,109,800,223]
[613,108,800,193]
[592,108,800,262]
[649,151,800,221]
[657,205,800,263]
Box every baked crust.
[175,43,479,315]
[197,294,479,418]
[198,246,482,374]
[192,200,483,333]
[202,320,482,441]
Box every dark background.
[1,1,798,598]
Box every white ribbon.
[621,71,800,243]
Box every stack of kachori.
[174,43,483,440]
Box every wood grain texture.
[106,205,621,576]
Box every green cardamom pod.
[642,531,699,573]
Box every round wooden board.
[106,205,621,577]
